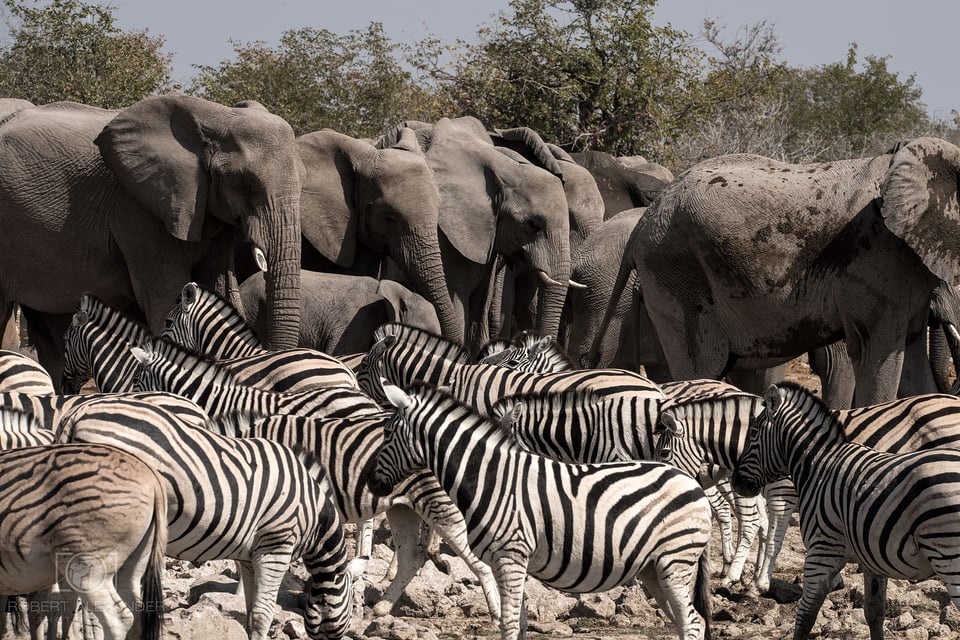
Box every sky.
[95,1,958,121]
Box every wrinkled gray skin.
[296,128,462,344]
[240,270,439,355]
[593,138,960,407]
[571,150,674,219]
[379,117,571,354]
[0,95,304,388]
[488,129,605,339]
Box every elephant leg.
[725,365,785,396]
[18,307,71,392]
[898,317,937,398]
[808,342,855,410]
[846,323,906,407]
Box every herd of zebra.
[3,282,960,640]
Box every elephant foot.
[372,599,394,617]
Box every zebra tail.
[694,546,712,640]
[140,478,168,640]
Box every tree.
[189,23,440,137]
[0,0,172,108]
[424,0,710,160]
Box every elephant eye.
[524,217,544,233]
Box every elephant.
[296,127,463,343]
[240,270,440,355]
[486,127,604,339]
[592,137,960,407]
[378,117,572,354]
[0,94,304,387]
[570,150,674,218]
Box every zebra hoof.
[372,600,394,617]
[429,554,451,575]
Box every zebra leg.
[237,561,256,621]
[705,484,735,576]
[77,583,134,640]
[756,480,797,593]
[424,527,450,574]
[373,506,429,616]
[245,551,292,640]
[861,570,888,640]
[723,493,763,588]
[491,552,529,640]
[794,548,844,640]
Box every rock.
[527,620,573,636]
[163,604,248,640]
[187,574,239,607]
[281,618,305,638]
[567,592,616,619]
[363,614,439,640]
[941,604,960,631]
[892,611,917,630]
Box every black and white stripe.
[160,282,359,389]
[131,338,381,421]
[0,443,167,640]
[370,382,712,640]
[58,397,361,640]
[478,331,575,373]
[206,409,502,620]
[0,406,53,449]
[0,350,54,395]
[731,382,960,639]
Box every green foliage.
[0,0,172,108]
[426,0,708,159]
[188,23,441,137]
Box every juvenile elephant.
[379,117,571,354]
[296,127,462,343]
[240,270,440,355]
[571,150,674,218]
[0,94,303,386]
[593,138,960,406]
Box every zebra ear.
[181,282,199,310]
[660,411,683,437]
[509,402,524,423]
[129,345,152,365]
[764,385,784,413]
[71,311,89,327]
[381,379,413,411]
[370,334,398,358]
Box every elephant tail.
[585,221,641,368]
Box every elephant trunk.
[398,226,464,344]
[250,202,302,350]
[533,233,571,339]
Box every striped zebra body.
[659,389,960,594]
[161,282,359,389]
[64,294,359,394]
[59,398,360,640]
[0,390,210,432]
[131,338,381,420]
[732,382,960,639]
[207,410,502,619]
[0,443,166,640]
[0,406,53,448]
[371,383,712,640]
[0,350,54,395]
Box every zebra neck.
[782,412,846,487]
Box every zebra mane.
[145,337,245,386]
[76,293,150,333]
[200,409,268,438]
[769,382,842,431]
[476,339,513,364]
[660,390,761,417]
[514,331,576,369]
[176,283,261,344]
[294,446,329,483]
[373,322,470,364]
[491,388,605,424]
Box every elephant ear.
[297,130,371,267]
[95,94,214,243]
[492,127,565,181]
[881,137,960,285]
[432,118,499,265]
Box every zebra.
[205,409,502,621]
[160,282,359,388]
[0,405,53,448]
[130,337,382,420]
[477,331,575,372]
[0,443,166,640]
[370,382,713,640]
[731,382,960,640]
[657,389,960,595]
[0,350,54,394]
[361,322,665,418]
[58,397,364,640]
[63,293,359,394]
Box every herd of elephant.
[0,92,957,407]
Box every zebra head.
[367,380,425,496]
[160,282,202,351]
[304,556,366,640]
[355,334,398,406]
[653,410,704,478]
[61,307,94,394]
[731,384,792,497]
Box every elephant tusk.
[568,279,587,290]
[536,270,565,287]
[253,247,268,272]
